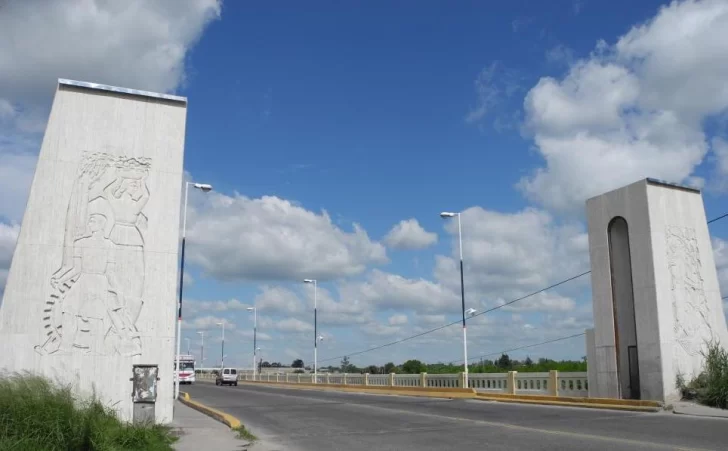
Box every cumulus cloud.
[187,193,387,282]
[519,0,728,213]
[0,0,222,106]
[434,206,589,304]
[388,314,408,326]
[254,286,304,315]
[384,219,437,250]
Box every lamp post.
[197,331,204,369]
[175,182,212,400]
[185,338,191,355]
[440,211,470,387]
[247,307,257,380]
[303,279,317,383]
[216,321,225,369]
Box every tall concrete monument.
[585,178,728,403]
[0,79,186,423]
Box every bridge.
[183,380,728,450]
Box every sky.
[2,0,728,370]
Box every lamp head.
[303,279,315,284]
[465,308,477,317]
[246,307,255,311]
[440,212,456,218]
[193,183,213,192]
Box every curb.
[235,380,476,399]
[474,395,661,413]
[178,391,241,429]
[233,380,661,412]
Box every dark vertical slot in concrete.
[608,217,641,399]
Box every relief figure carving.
[666,226,714,366]
[35,152,152,357]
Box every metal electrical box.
[131,364,159,424]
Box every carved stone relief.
[35,152,152,357]
[666,226,714,366]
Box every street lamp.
[247,307,257,381]
[185,338,191,355]
[303,278,317,383]
[175,181,213,400]
[440,211,470,387]
[216,321,225,369]
[197,331,205,368]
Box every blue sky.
[2,0,728,369]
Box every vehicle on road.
[174,354,196,385]
[216,367,238,386]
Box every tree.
[497,353,512,369]
[366,365,379,374]
[341,356,352,373]
[384,362,396,374]
[524,356,533,367]
[262,361,271,368]
[401,359,425,374]
[292,359,304,368]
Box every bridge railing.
[194,370,589,397]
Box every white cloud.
[466,61,525,127]
[339,269,457,314]
[388,314,408,326]
[181,315,236,331]
[434,206,589,303]
[0,0,222,106]
[254,286,304,315]
[519,0,728,213]
[276,318,314,333]
[384,219,437,250]
[187,193,387,282]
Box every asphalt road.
[185,382,728,451]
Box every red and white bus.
[174,354,196,385]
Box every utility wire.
[448,332,587,365]
[320,211,728,364]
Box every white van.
[215,368,238,386]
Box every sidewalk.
[171,401,247,450]
[673,401,728,419]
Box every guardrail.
[197,370,589,397]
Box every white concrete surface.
[0,79,186,423]
[586,178,728,403]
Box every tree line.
[320,354,587,374]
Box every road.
[185,382,728,451]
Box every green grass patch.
[232,425,257,442]
[677,341,728,409]
[0,373,177,450]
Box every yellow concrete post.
[298,373,301,383]
[389,373,395,386]
[420,372,427,387]
[507,371,517,394]
[286,373,289,383]
[364,373,369,386]
[343,373,347,385]
[460,372,466,388]
[326,373,330,384]
[549,370,559,396]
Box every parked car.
[215,368,238,386]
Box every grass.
[232,425,257,442]
[677,341,728,409]
[0,373,177,450]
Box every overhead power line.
[319,211,728,364]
